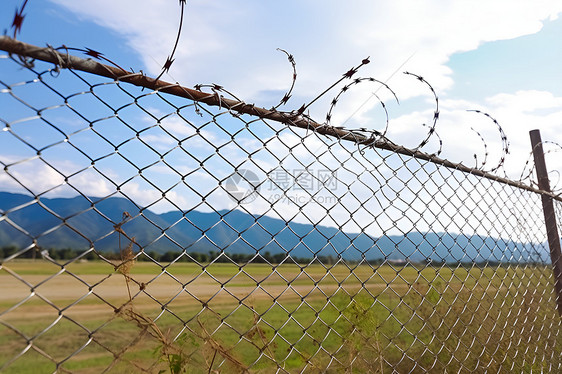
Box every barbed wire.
[6,0,556,186]
[1,35,560,203]
[273,48,297,110]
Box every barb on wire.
[470,126,488,170]
[403,72,439,152]
[65,46,129,73]
[273,48,297,109]
[11,0,28,38]
[467,110,509,173]
[298,56,371,115]
[154,0,186,82]
[421,122,443,156]
[192,83,246,114]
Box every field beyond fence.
[1,260,559,373]
[1,19,562,373]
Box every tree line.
[0,245,382,265]
[2,245,536,267]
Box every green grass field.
[1,259,561,373]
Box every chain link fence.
[1,37,562,373]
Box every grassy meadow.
[1,259,561,373]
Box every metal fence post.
[530,129,562,316]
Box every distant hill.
[0,192,549,263]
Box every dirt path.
[0,272,397,322]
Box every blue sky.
[1,0,562,235]
[447,17,562,100]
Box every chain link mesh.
[1,46,561,373]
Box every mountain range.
[0,192,549,263]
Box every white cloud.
[0,156,116,198]
[383,90,562,180]
[486,90,562,114]
[0,162,63,195]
